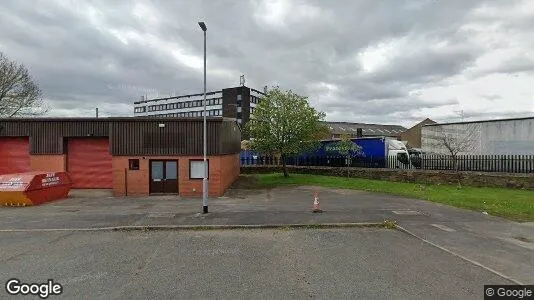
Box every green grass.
[251,173,534,222]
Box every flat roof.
[0,117,231,122]
[133,90,222,105]
[423,116,534,127]
[133,85,267,105]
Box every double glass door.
[150,160,178,194]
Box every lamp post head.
[198,22,207,32]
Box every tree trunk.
[453,155,462,188]
[281,154,289,177]
[346,156,350,178]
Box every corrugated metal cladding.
[0,137,31,175]
[0,119,109,154]
[220,121,241,154]
[0,118,240,156]
[110,119,231,156]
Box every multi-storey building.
[133,86,265,133]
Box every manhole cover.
[392,210,422,215]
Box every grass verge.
[248,173,534,222]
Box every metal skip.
[0,172,73,206]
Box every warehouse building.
[325,122,406,140]
[0,117,241,197]
[422,116,534,155]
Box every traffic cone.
[312,192,322,213]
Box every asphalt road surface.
[0,228,511,299]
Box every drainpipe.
[124,168,128,196]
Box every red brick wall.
[112,157,151,197]
[112,155,240,197]
[30,155,66,173]
[179,156,222,197]
[220,153,240,193]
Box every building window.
[218,109,222,116]
[190,160,208,179]
[129,159,140,170]
[237,94,242,101]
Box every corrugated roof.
[423,116,534,127]
[325,121,406,136]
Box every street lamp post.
[198,21,208,214]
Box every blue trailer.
[300,137,387,158]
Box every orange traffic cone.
[312,192,322,213]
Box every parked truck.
[240,137,411,168]
[300,137,411,168]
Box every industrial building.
[421,116,534,155]
[0,117,241,197]
[133,85,265,138]
[325,122,406,140]
[400,118,437,148]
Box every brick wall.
[30,155,66,173]
[113,154,240,197]
[242,165,534,190]
[179,156,222,197]
[220,153,240,193]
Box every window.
[190,160,208,179]
[129,159,139,170]
[237,94,242,101]
[178,103,183,109]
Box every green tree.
[330,134,362,177]
[0,51,48,117]
[245,87,326,177]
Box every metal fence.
[241,154,534,174]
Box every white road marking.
[431,224,456,232]
[392,210,421,215]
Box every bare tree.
[0,51,47,117]
[423,123,480,187]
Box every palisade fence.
[240,154,534,174]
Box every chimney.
[356,128,363,137]
[95,108,99,118]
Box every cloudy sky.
[1,0,534,127]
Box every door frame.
[148,159,179,194]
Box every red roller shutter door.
[0,137,31,175]
[67,138,113,188]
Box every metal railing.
[241,154,534,173]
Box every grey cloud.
[0,0,529,123]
